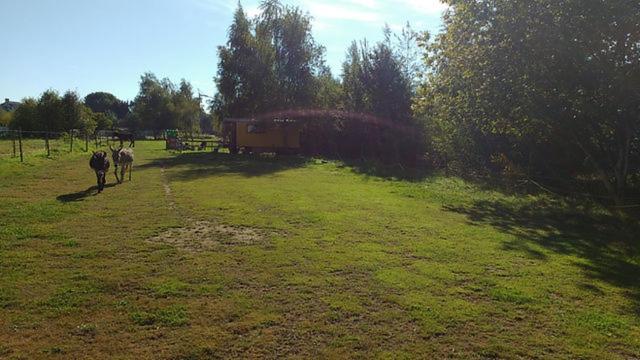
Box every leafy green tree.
[60,91,83,130]
[215,1,325,118]
[131,73,203,134]
[366,42,412,123]
[78,104,97,134]
[84,92,129,120]
[342,38,412,123]
[215,4,277,118]
[173,80,202,136]
[341,41,367,112]
[0,109,12,127]
[93,111,115,131]
[385,23,425,93]
[9,98,38,131]
[315,67,342,109]
[37,90,63,132]
[417,0,640,204]
[131,73,176,133]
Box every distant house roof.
[1,99,20,112]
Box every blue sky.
[1,0,445,103]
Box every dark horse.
[90,151,110,193]
[113,130,135,148]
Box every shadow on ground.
[445,198,640,314]
[57,184,117,202]
[140,151,434,183]
[339,158,433,182]
[138,152,310,181]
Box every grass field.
[1,140,639,359]
[0,136,86,160]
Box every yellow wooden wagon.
[222,118,301,155]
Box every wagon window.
[247,124,266,134]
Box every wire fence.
[0,129,119,162]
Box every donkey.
[89,151,110,193]
[109,145,134,184]
[113,131,135,148]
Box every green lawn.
[1,141,638,359]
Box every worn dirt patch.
[147,220,268,251]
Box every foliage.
[37,90,64,132]
[417,0,640,204]
[305,30,423,164]
[84,92,130,120]
[9,98,38,131]
[172,81,202,136]
[130,73,203,134]
[214,1,325,119]
[0,109,12,127]
[8,91,95,134]
[92,111,115,131]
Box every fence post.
[70,130,74,153]
[12,134,16,158]
[95,133,98,148]
[85,132,89,152]
[18,128,23,163]
[45,131,50,157]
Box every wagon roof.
[223,118,297,124]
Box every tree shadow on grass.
[138,152,310,181]
[444,198,640,314]
[339,158,433,182]
[57,183,117,202]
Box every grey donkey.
[109,145,134,183]
[89,151,110,193]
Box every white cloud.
[302,1,381,23]
[192,0,234,13]
[396,0,448,15]
[245,4,261,18]
[343,0,382,9]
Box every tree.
[60,91,83,130]
[0,109,12,127]
[315,67,342,109]
[93,111,115,131]
[385,23,426,93]
[131,73,202,134]
[84,92,129,120]
[342,38,412,123]
[342,41,367,112]
[214,2,325,119]
[9,98,38,131]
[173,80,202,136]
[37,90,63,132]
[366,42,412,123]
[131,73,176,133]
[417,0,640,204]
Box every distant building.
[1,98,21,112]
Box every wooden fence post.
[85,132,89,152]
[95,133,98,148]
[70,130,74,153]
[45,131,50,157]
[12,134,16,158]
[18,128,23,163]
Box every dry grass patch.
[147,220,268,251]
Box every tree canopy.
[213,1,326,119]
[417,0,640,204]
[84,92,130,120]
[130,73,203,134]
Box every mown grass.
[0,141,638,359]
[0,137,79,159]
